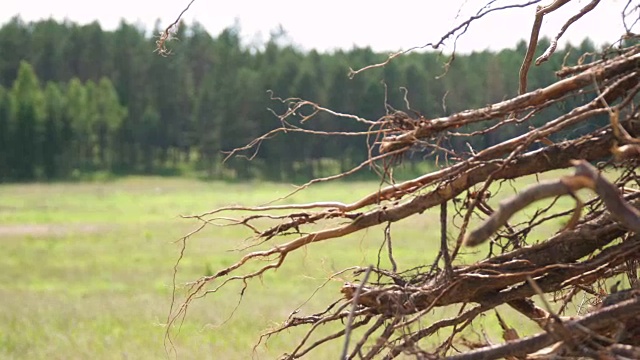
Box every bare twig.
[342,265,373,359]
[441,201,453,278]
[519,0,572,94]
[348,1,542,79]
[535,0,601,66]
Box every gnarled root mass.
[163,6,640,359]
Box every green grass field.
[0,171,598,359]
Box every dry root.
[161,1,640,359]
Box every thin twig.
[441,201,453,278]
[341,265,373,359]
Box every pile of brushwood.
[164,1,640,359]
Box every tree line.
[0,17,601,182]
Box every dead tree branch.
[348,0,542,79]
[464,160,640,246]
[164,2,640,359]
[535,0,601,66]
[444,296,640,360]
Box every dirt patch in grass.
[0,224,104,237]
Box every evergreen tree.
[194,71,220,178]
[0,86,10,179]
[92,78,126,169]
[10,61,44,180]
[111,21,148,171]
[0,17,31,87]
[31,20,68,83]
[65,77,89,170]
[139,106,161,172]
[42,82,67,178]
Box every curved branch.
[464,160,640,246]
[535,0,601,66]
[519,0,572,94]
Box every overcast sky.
[2,0,632,53]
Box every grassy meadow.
[0,170,601,359]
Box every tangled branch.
[155,0,196,56]
[162,1,640,359]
